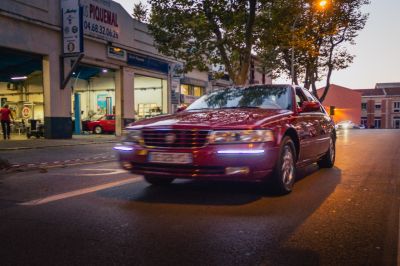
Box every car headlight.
[123,130,143,144]
[208,130,274,144]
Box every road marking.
[19,177,141,206]
[79,169,127,176]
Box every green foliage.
[132,2,148,22]
[148,0,369,101]
[148,0,260,85]
[258,0,370,102]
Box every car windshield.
[187,85,293,111]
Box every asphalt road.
[0,129,399,266]
[0,142,116,165]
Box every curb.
[0,155,117,175]
[0,140,119,151]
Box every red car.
[115,85,336,194]
[87,115,115,134]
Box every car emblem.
[165,133,176,144]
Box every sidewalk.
[0,134,121,174]
[0,134,120,151]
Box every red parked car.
[115,85,336,194]
[87,115,115,134]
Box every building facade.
[317,84,362,124]
[356,83,400,129]
[0,0,270,139]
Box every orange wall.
[318,85,362,124]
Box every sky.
[114,0,400,89]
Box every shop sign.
[81,0,120,42]
[180,77,208,88]
[61,0,84,55]
[107,46,127,61]
[171,78,180,92]
[127,53,169,74]
[22,106,32,119]
[171,63,184,78]
[171,91,180,105]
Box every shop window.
[134,75,167,119]
[181,84,189,95]
[193,86,203,97]
[181,84,205,97]
[393,102,400,112]
[361,103,367,110]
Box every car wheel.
[272,136,297,194]
[93,126,103,134]
[317,135,335,168]
[144,175,174,186]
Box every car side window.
[295,88,307,108]
[302,89,324,113]
[302,89,316,102]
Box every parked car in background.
[87,114,115,134]
[335,120,359,130]
[115,85,336,194]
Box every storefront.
[125,51,170,121]
[134,75,168,120]
[1,0,270,139]
[0,47,45,136]
[71,65,116,123]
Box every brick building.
[356,83,400,129]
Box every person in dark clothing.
[0,104,14,140]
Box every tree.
[148,0,262,86]
[132,2,148,23]
[259,0,369,102]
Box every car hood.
[128,108,292,130]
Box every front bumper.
[115,142,279,182]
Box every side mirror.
[300,101,321,112]
[176,105,187,113]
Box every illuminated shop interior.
[0,48,44,133]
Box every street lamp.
[291,0,329,85]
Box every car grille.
[142,129,210,148]
[131,163,225,176]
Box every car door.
[103,115,115,132]
[292,88,319,163]
[301,88,331,157]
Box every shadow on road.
[100,163,341,209]
[96,164,342,265]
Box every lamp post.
[290,0,329,85]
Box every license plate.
[148,152,193,164]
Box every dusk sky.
[115,0,399,89]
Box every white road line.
[19,177,141,206]
[79,169,127,176]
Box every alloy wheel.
[281,145,295,187]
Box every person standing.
[0,104,14,140]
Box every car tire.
[144,175,174,186]
[272,136,297,194]
[93,126,103,134]
[317,135,335,168]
